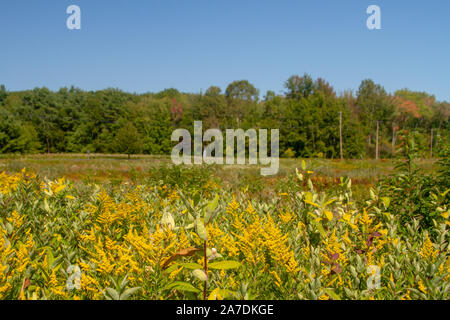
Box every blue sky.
[0,0,449,101]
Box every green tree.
[356,79,395,155]
[0,85,6,105]
[225,80,259,102]
[284,74,315,100]
[114,122,143,159]
[225,80,259,126]
[195,86,227,128]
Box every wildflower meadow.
[0,143,448,300]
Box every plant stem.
[203,240,208,300]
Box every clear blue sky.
[1,0,449,101]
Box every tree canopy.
[0,77,448,158]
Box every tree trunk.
[430,128,434,158]
[339,111,343,160]
[375,121,379,160]
[392,123,396,154]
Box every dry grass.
[0,153,438,189]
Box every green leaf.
[120,287,141,300]
[5,222,13,235]
[50,256,63,270]
[208,260,241,270]
[164,263,180,274]
[322,288,341,300]
[105,287,120,300]
[185,222,195,230]
[369,188,376,201]
[120,275,129,291]
[295,168,304,182]
[161,211,175,230]
[46,247,54,269]
[204,194,220,224]
[207,194,220,212]
[307,178,314,191]
[382,211,392,220]
[195,215,208,241]
[180,262,203,270]
[324,198,337,207]
[311,218,326,238]
[381,197,391,209]
[208,288,235,300]
[178,190,196,216]
[192,269,208,282]
[44,198,51,213]
[164,281,201,293]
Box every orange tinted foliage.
[394,97,421,118]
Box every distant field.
[0,153,438,178]
[0,154,438,194]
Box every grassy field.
[0,153,438,187]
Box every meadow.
[0,152,448,300]
[0,153,437,195]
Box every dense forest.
[0,75,448,159]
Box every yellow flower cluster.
[0,214,34,299]
[0,170,25,194]
[229,201,300,274]
[419,235,438,261]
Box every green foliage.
[225,80,259,102]
[284,74,315,100]
[282,148,296,158]
[356,79,395,133]
[437,145,450,192]
[114,122,143,158]
[147,164,218,196]
[378,131,448,232]
[0,80,447,159]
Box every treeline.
[0,75,448,158]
